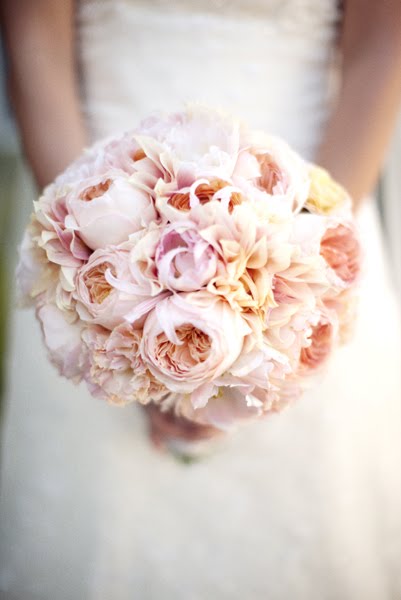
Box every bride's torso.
[72,4,401,598]
[77,0,341,159]
[2,2,401,599]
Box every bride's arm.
[317,0,401,210]
[0,0,87,188]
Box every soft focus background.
[0,40,400,414]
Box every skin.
[1,0,401,446]
[0,0,87,188]
[317,0,401,209]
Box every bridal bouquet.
[17,106,360,430]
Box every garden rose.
[299,312,337,373]
[236,131,310,212]
[65,169,157,249]
[141,292,250,395]
[74,245,160,329]
[320,222,361,286]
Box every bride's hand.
[143,403,223,450]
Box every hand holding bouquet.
[18,105,360,437]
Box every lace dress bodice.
[78,0,341,159]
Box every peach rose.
[235,131,310,213]
[299,313,336,373]
[320,222,361,286]
[74,245,161,329]
[141,292,250,395]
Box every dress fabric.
[1,1,401,599]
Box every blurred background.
[0,38,400,414]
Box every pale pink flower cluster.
[17,106,361,430]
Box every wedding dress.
[1,1,401,598]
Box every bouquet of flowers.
[17,105,360,431]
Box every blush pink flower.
[299,312,337,373]
[82,324,168,405]
[171,385,264,431]
[74,245,162,329]
[155,176,245,224]
[235,132,310,212]
[320,222,361,286]
[197,202,293,313]
[155,221,219,292]
[16,105,361,430]
[34,185,91,268]
[139,104,241,182]
[37,302,88,381]
[141,292,250,395]
[64,168,157,250]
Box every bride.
[1,1,401,598]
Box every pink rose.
[155,221,219,292]
[320,222,361,286]
[64,168,157,250]
[74,245,161,329]
[141,292,250,395]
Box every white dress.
[1,1,401,598]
